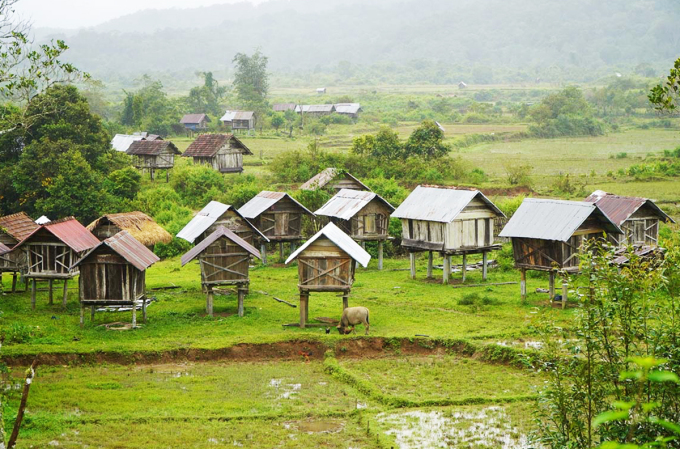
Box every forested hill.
[38,0,679,81]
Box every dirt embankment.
[3,338,477,367]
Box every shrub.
[105,166,142,200]
[170,163,226,208]
[504,162,533,186]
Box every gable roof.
[180,113,210,124]
[15,217,100,253]
[391,186,505,223]
[73,231,159,272]
[300,168,370,191]
[285,222,371,267]
[111,133,145,152]
[176,201,267,244]
[0,242,10,255]
[238,191,314,219]
[273,103,297,112]
[181,226,261,266]
[220,110,254,121]
[87,212,173,246]
[127,140,180,156]
[315,189,395,221]
[584,190,675,226]
[295,104,336,113]
[334,103,361,114]
[35,216,51,225]
[498,198,622,242]
[0,212,39,243]
[182,133,253,157]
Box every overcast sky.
[14,0,260,29]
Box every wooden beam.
[461,254,467,283]
[378,241,383,270]
[427,251,433,279]
[48,279,53,304]
[206,285,214,317]
[260,243,267,266]
[31,279,36,310]
[410,252,416,279]
[549,271,555,300]
[482,252,488,281]
[562,280,568,309]
[443,255,450,285]
[520,269,527,302]
[62,279,68,307]
[237,288,245,317]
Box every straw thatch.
[87,212,172,247]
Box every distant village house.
[126,140,181,181]
[220,110,255,132]
[180,113,210,132]
[182,134,253,174]
[300,168,370,192]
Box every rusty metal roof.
[286,222,371,267]
[181,226,261,266]
[238,191,315,219]
[73,231,159,272]
[299,168,370,191]
[127,140,180,156]
[182,133,253,157]
[584,190,675,226]
[0,212,39,243]
[315,189,394,221]
[0,242,10,255]
[177,201,267,244]
[391,185,505,223]
[180,114,210,124]
[16,217,100,253]
[499,198,622,242]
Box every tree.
[232,50,269,126]
[187,71,227,116]
[118,76,178,135]
[271,112,284,131]
[0,0,85,134]
[404,120,450,159]
[649,57,680,112]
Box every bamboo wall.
[79,253,145,302]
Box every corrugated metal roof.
[182,134,253,157]
[315,189,394,221]
[16,217,100,253]
[0,212,39,242]
[180,114,209,124]
[238,191,314,219]
[0,242,10,255]
[286,222,371,267]
[181,226,261,266]
[299,168,371,191]
[295,104,335,113]
[273,103,297,112]
[584,190,675,226]
[498,198,622,242]
[334,103,361,114]
[73,231,159,272]
[220,110,254,122]
[111,134,144,152]
[177,201,267,244]
[391,186,504,223]
[35,216,51,225]
[127,140,180,156]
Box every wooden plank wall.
[297,237,354,290]
[199,237,250,284]
[79,254,144,301]
[350,200,391,239]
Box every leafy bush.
[105,166,142,200]
[504,162,533,186]
[3,322,38,344]
[170,163,226,208]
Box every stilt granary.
[126,140,181,181]
[177,200,268,246]
[13,217,100,309]
[181,226,261,317]
[182,134,253,174]
[391,186,506,284]
[584,190,674,246]
[0,212,38,293]
[238,191,315,264]
[285,222,370,328]
[72,231,159,327]
[87,211,173,250]
[499,198,622,303]
[315,189,395,270]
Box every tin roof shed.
[177,201,267,244]
[286,222,371,268]
[181,226,261,266]
[584,190,674,226]
[73,231,159,272]
[391,186,504,223]
[238,191,314,219]
[315,189,394,221]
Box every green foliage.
[649,58,680,112]
[364,177,409,206]
[186,71,227,117]
[119,76,179,136]
[2,322,37,344]
[232,50,269,123]
[551,173,588,197]
[170,163,226,208]
[504,162,533,186]
[270,112,285,131]
[494,195,526,218]
[529,86,605,138]
[105,167,142,200]
[404,120,451,159]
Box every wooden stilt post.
[378,241,384,270]
[206,285,214,317]
[237,288,245,317]
[12,273,17,293]
[48,279,53,304]
[409,252,416,279]
[549,271,555,300]
[482,252,488,281]
[24,276,28,292]
[80,303,84,327]
[299,291,308,328]
[279,242,284,262]
[443,255,450,285]
[261,243,267,266]
[290,242,297,254]
[562,279,568,309]
[142,297,147,323]
[90,305,95,321]
[132,301,137,327]
[166,170,170,183]
[520,269,527,302]
[462,254,467,283]
[31,279,36,310]
[427,251,433,279]
[342,293,349,310]
[62,279,68,307]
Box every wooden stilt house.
[72,231,159,327]
[238,191,315,264]
[13,217,100,309]
[315,189,395,270]
[300,168,370,192]
[391,186,506,284]
[584,190,674,246]
[499,198,622,303]
[126,140,181,181]
[285,222,371,328]
[0,212,39,293]
[177,201,268,246]
[182,134,253,174]
[87,212,173,250]
[181,226,261,317]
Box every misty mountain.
[37,0,680,82]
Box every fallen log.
[273,297,297,308]
[450,282,517,289]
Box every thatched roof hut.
[87,212,172,248]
